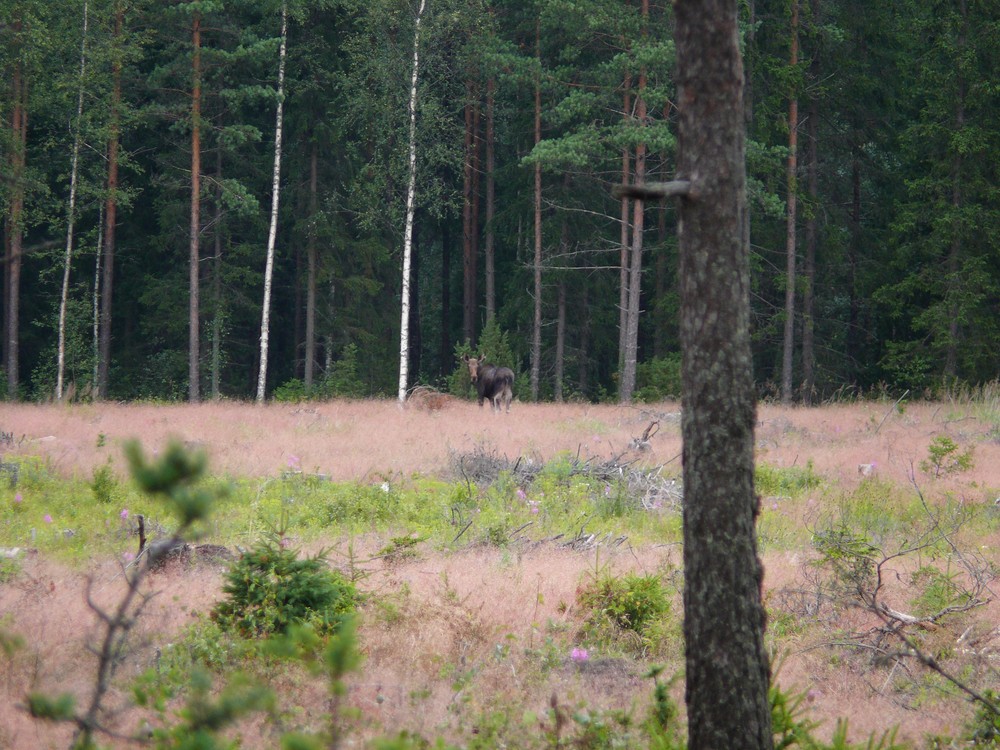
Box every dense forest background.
[2,0,998,404]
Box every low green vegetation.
[3,440,1000,749]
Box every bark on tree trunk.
[620,0,649,404]
[256,0,288,404]
[305,139,318,389]
[397,0,426,403]
[674,1,772,747]
[189,10,202,403]
[484,77,496,322]
[93,207,103,389]
[5,30,26,400]
[461,83,476,344]
[554,279,565,402]
[98,4,123,400]
[618,71,631,374]
[944,0,966,381]
[440,218,452,376]
[211,147,224,399]
[781,0,799,404]
[577,284,590,395]
[530,19,543,402]
[802,1,819,404]
[57,0,89,401]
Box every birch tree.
[397,0,426,404]
[256,0,288,404]
[57,0,89,401]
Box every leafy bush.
[635,354,682,402]
[577,569,670,648]
[213,528,358,638]
[274,378,310,403]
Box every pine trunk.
[781,0,799,404]
[674,0,772,746]
[484,77,496,322]
[5,28,26,399]
[461,83,476,344]
[554,279,565,402]
[618,71,631,373]
[620,0,649,404]
[305,139,318,389]
[802,0,819,404]
[98,4,123,400]
[189,11,202,403]
[944,0,966,380]
[530,19,542,402]
[211,147,223,399]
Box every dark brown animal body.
[463,355,513,413]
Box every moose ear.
[462,353,469,362]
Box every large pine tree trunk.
[98,4,123,400]
[256,0,288,403]
[780,0,799,404]
[396,0,426,403]
[57,0,89,401]
[674,1,772,746]
[189,10,202,403]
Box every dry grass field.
[1,397,999,749]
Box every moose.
[462,354,514,413]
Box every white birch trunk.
[256,0,288,404]
[397,0,427,404]
[57,0,89,401]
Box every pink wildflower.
[120,508,129,520]
[14,493,22,504]
[44,514,53,524]
[571,647,589,663]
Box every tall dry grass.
[1,397,999,748]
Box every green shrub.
[323,342,366,398]
[91,461,118,505]
[635,354,682,402]
[273,378,310,403]
[756,460,820,496]
[213,528,358,638]
[920,435,975,477]
[577,570,670,638]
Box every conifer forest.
[2,0,999,404]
